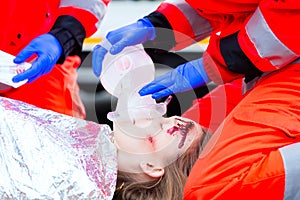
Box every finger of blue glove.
[109,30,150,55]
[12,57,44,83]
[105,30,124,54]
[110,39,128,55]
[139,71,175,96]
[106,29,123,43]
[152,87,174,99]
[107,30,133,55]
[92,45,108,77]
[13,45,37,64]
[139,82,166,96]
[106,20,154,55]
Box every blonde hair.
[113,127,211,200]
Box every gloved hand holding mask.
[139,58,211,99]
[92,18,156,77]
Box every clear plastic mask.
[100,45,170,134]
[100,45,155,98]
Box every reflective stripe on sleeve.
[60,0,107,25]
[292,57,300,64]
[245,8,299,69]
[279,142,300,200]
[166,0,212,41]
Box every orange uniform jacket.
[0,0,110,118]
[147,0,300,84]
[182,79,243,133]
[184,63,300,200]
[144,0,300,198]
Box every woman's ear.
[139,162,165,178]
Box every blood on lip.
[167,126,180,135]
[147,135,156,150]
[148,135,154,143]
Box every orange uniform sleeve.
[184,64,300,199]
[204,0,300,84]
[154,0,212,50]
[238,1,300,73]
[147,0,300,84]
[57,0,110,37]
[182,78,243,133]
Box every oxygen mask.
[100,44,171,136]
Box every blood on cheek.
[145,119,194,150]
[167,119,194,149]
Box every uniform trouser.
[2,55,86,119]
[184,63,300,200]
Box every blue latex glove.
[139,58,211,99]
[92,18,155,77]
[12,33,62,83]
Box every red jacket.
[150,0,300,84]
[184,64,300,200]
[0,0,110,118]
[0,0,109,56]
[182,79,243,133]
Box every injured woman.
[0,46,243,200]
[0,93,210,199]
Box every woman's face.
[113,116,203,175]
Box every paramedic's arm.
[13,0,110,83]
[219,1,300,82]
[92,0,212,77]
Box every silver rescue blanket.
[0,97,117,199]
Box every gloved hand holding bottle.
[139,57,211,99]
[12,33,62,83]
[92,18,156,77]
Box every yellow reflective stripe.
[84,37,103,44]
[84,36,209,45]
[83,37,210,52]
